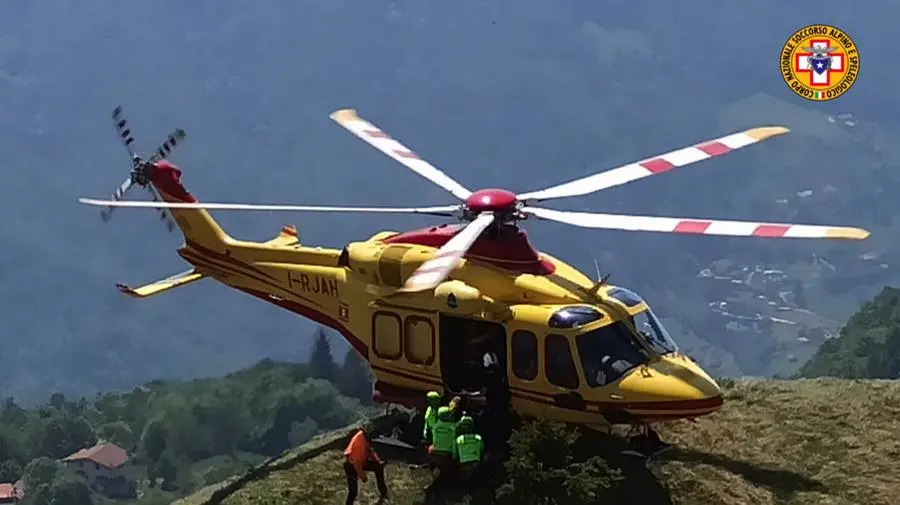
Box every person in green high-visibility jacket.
[453,416,484,465]
[424,406,457,501]
[422,391,442,443]
[453,415,484,495]
[429,406,457,455]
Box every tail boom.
[150,160,231,246]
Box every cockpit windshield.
[576,322,651,387]
[628,308,678,356]
[607,286,679,356]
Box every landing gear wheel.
[622,424,672,458]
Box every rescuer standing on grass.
[424,406,458,501]
[343,428,389,505]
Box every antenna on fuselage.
[588,257,611,295]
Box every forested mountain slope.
[799,286,900,378]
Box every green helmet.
[458,416,474,429]
[426,391,441,405]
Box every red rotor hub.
[465,188,518,213]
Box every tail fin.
[265,224,300,246]
[150,160,231,247]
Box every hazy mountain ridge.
[2,1,898,398]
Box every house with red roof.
[0,481,24,503]
[62,442,135,498]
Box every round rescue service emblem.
[780,24,859,102]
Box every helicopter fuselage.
[174,218,723,430]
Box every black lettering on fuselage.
[295,273,338,297]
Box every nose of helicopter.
[614,353,723,419]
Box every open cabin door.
[437,314,507,394]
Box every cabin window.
[576,322,651,387]
[606,287,644,308]
[548,305,605,329]
[511,330,538,381]
[404,316,435,365]
[544,334,579,389]
[372,312,402,360]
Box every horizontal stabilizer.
[116,269,206,298]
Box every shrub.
[496,420,623,505]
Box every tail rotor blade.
[147,185,178,233]
[150,128,187,162]
[101,106,183,232]
[112,106,137,159]
[101,175,135,222]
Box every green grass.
[176,379,900,505]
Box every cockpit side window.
[544,334,579,389]
[511,330,538,381]
[576,322,651,387]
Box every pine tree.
[308,327,337,383]
[338,347,374,404]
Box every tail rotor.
[101,105,185,232]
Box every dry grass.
[656,378,900,505]
[222,450,431,505]
[177,379,900,505]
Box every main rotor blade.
[522,206,870,240]
[517,126,790,202]
[399,212,496,293]
[79,198,461,216]
[330,108,473,201]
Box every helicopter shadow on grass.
[573,433,675,505]
[654,446,827,501]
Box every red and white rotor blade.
[517,126,790,202]
[400,212,496,293]
[330,109,472,201]
[522,207,870,240]
[79,198,460,216]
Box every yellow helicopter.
[80,106,869,448]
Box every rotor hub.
[465,188,518,214]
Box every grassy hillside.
[174,378,900,505]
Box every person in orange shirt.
[343,428,389,505]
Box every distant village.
[0,442,132,503]
[697,236,892,362]
[699,260,834,363]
